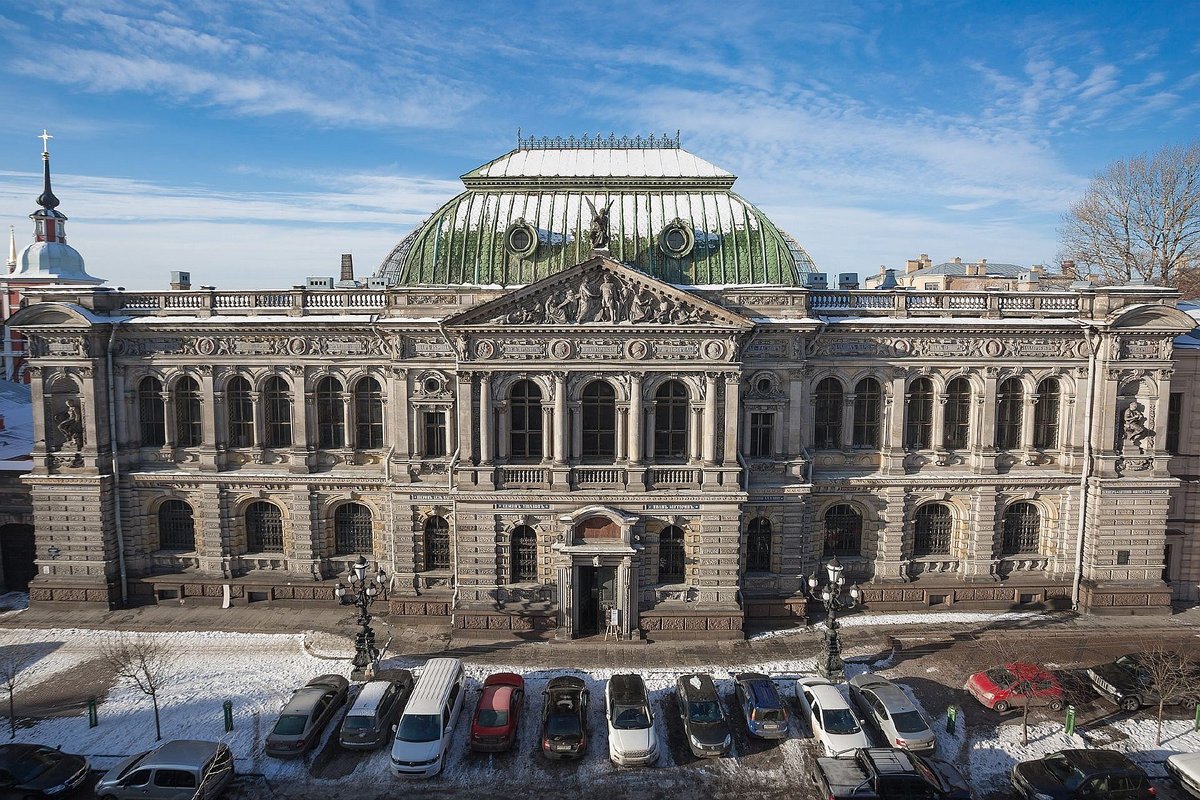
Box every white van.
[390,657,466,777]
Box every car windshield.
[272,714,308,736]
[612,703,651,729]
[395,713,441,743]
[1114,655,1140,670]
[822,707,862,735]
[342,715,374,731]
[984,667,1016,688]
[477,709,509,728]
[891,710,929,735]
[546,712,580,737]
[1043,754,1087,790]
[688,700,723,724]
[753,708,784,723]
[1,749,58,783]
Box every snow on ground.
[748,610,1050,640]
[0,591,28,617]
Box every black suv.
[1085,653,1200,712]
[1012,750,1154,800]
[676,673,732,757]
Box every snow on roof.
[0,380,33,464]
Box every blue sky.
[1,1,1198,290]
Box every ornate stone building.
[10,134,1198,638]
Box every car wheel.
[1119,696,1140,713]
[992,700,1010,713]
[1048,699,1064,713]
[1183,697,1199,711]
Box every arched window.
[913,503,953,557]
[334,503,372,555]
[226,376,254,448]
[943,378,971,450]
[996,378,1023,450]
[814,377,844,449]
[246,501,284,552]
[905,378,934,450]
[1033,378,1060,449]
[654,381,689,460]
[315,377,345,449]
[158,499,195,551]
[746,517,772,572]
[354,377,384,449]
[511,525,538,583]
[1002,502,1040,555]
[423,516,451,570]
[581,381,616,460]
[658,525,685,583]
[510,380,543,461]
[853,378,882,449]
[824,504,863,556]
[138,377,166,447]
[174,377,202,448]
[263,376,292,449]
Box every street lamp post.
[334,555,387,680]
[806,556,861,682]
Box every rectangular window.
[1167,392,1183,454]
[749,412,774,458]
[423,411,447,457]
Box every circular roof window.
[505,219,538,258]
[658,219,694,259]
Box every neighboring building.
[9,133,1199,639]
[0,379,33,593]
[1164,303,1200,605]
[864,255,1083,293]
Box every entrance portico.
[553,506,642,640]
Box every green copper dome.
[375,135,815,287]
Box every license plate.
[554,744,572,752]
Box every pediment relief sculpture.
[496,270,713,326]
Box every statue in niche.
[1122,400,1153,453]
[585,197,612,250]
[55,399,83,451]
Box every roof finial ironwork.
[516,131,682,150]
[39,129,53,155]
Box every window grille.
[174,377,202,448]
[658,525,685,583]
[509,380,544,461]
[853,378,882,449]
[1033,378,1061,449]
[913,503,952,556]
[334,503,372,555]
[424,516,451,570]
[423,411,447,457]
[1167,392,1183,454]
[905,378,933,450]
[246,501,284,552]
[158,499,195,551]
[226,376,253,448]
[746,517,772,571]
[824,504,863,556]
[581,381,616,460]
[749,412,774,458]
[138,377,166,447]
[354,377,384,449]
[654,381,689,460]
[813,377,843,449]
[995,378,1023,450]
[511,525,538,583]
[1001,502,1040,555]
[315,377,345,449]
[263,376,292,448]
[943,377,971,450]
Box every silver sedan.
[847,673,936,753]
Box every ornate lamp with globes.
[806,556,861,682]
[334,555,387,680]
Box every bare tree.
[100,634,178,741]
[1132,642,1200,746]
[1059,141,1200,293]
[972,636,1066,746]
[0,643,38,739]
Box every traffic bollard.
[945,705,957,734]
[1065,705,1076,736]
[223,700,233,732]
[87,697,98,729]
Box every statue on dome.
[585,197,612,250]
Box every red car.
[470,672,524,752]
[965,662,1064,713]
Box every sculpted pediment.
[443,255,754,331]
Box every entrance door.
[0,525,36,592]
[576,565,617,637]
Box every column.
[341,393,353,448]
[455,372,472,460]
[1022,392,1037,455]
[444,402,457,458]
[628,373,643,465]
[541,405,553,462]
[787,370,805,455]
[553,372,567,464]
[392,369,410,460]
[249,390,263,449]
[723,374,739,465]
[556,563,574,640]
[615,405,628,462]
[496,401,510,460]
[479,373,492,465]
[289,369,310,473]
[702,372,718,464]
[689,406,702,463]
[842,391,856,451]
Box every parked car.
[848,673,936,753]
[733,673,789,739]
[605,673,660,766]
[0,743,90,799]
[1086,652,1200,713]
[541,676,589,759]
[339,671,414,750]
[676,673,732,757]
[1011,750,1154,800]
[796,676,873,755]
[814,746,971,800]
[470,672,524,753]
[964,663,1064,713]
[265,673,350,758]
[390,657,466,778]
[95,740,234,800]
[1167,751,1200,799]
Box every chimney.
[906,258,921,274]
[920,253,932,267]
[952,256,963,265]
[878,269,899,289]
[1061,259,1077,279]
[170,271,191,291]
[340,254,354,283]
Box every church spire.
[36,130,60,211]
[29,130,67,245]
[6,227,15,274]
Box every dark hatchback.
[0,744,90,799]
[1012,750,1154,800]
[676,673,732,757]
[541,676,589,760]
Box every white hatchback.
[795,676,872,756]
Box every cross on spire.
[38,129,52,155]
